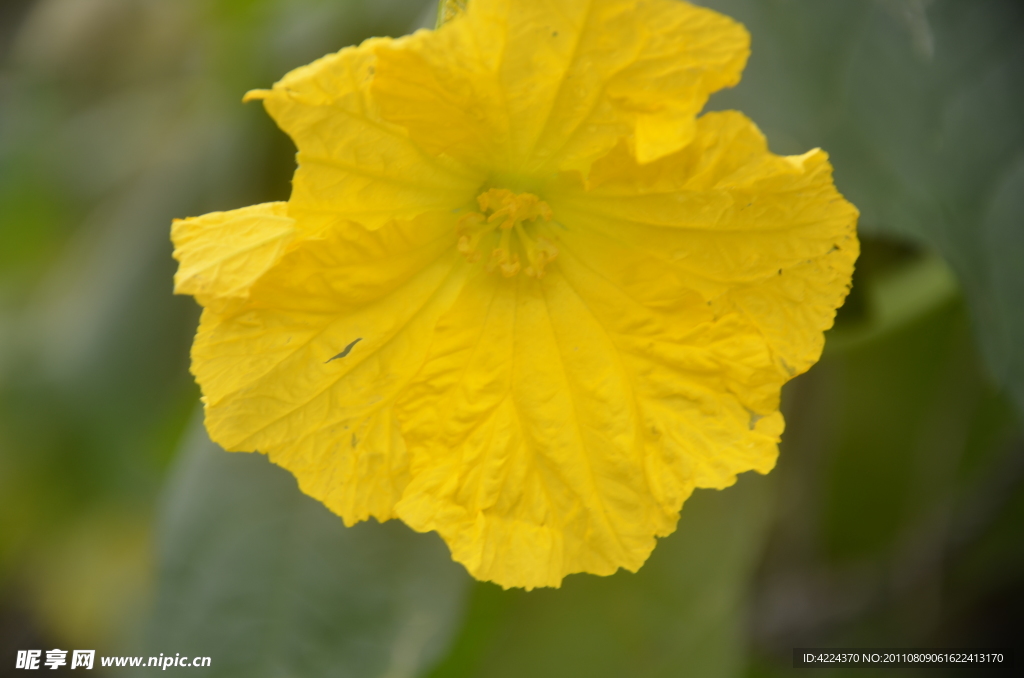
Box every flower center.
[457,188,558,278]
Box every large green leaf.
[700,0,1024,416]
[142,421,470,678]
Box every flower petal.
[394,270,676,589]
[371,0,748,174]
[391,256,788,589]
[246,39,481,232]
[192,213,467,524]
[171,202,295,311]
[553,244,786,484]
[551,111,859,386]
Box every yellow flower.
[171,0,857,589]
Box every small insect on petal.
[326,338,362,363]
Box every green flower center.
[457,188,558,278]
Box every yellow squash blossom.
[172,0,857,589]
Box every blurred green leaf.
[980,154,1024,421]
[825,300,974,559]
[143,420,469,678]
[826,247,957,353]
[428,474,774,678]
[700,0,1024,416]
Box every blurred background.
[0,0,1021,676]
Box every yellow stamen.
[457,188,556,278]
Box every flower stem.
[436,0,468,28]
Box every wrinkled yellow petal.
[553,246,786,487]
[171,202,295,310]
[551,111,859,393]
[371,0,748,174]
[246,39,481,232]
[192,213,467,524]
[394,270,677,589]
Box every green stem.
[436,0,468,28]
